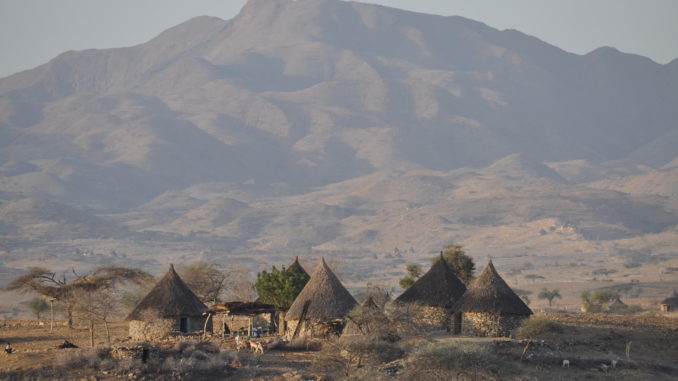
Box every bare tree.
[178,261,227,304]
[5,266,153,328]
[223,266,256,301]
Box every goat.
[611,359,619,368]
[250,340,264,354]
[236,339,248,352]
[600,363,609,372]
[562,359,570,368]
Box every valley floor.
[1,312,677,380]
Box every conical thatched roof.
[288,256,309,278]
[127,264,207,321]
[395,254,467,308]
[453,261,532,315]
[661,290,678,307]
[608,297,626,311]
[285,258,357,322]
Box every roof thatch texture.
[608,297,626,308]
[395,254,467,308]
[452,261,532,315]
[285,258,357,322]
[288,256,309,278]
[661,290,678,307]
[127,264,207,321]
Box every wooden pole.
[49,299,54,333]
[202,313,212,340]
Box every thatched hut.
[395,254,467,333]
[285,258,357,339]
[607,297,627,313]
[660,290,678,312]
[452,260,532,337]
[212,301,277,337]
[127,264,210,340]
[288,256,309,278]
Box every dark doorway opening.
[180,317,188,333]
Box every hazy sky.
[1,0,676,79]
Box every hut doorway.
[453,312,462,334]
[180,317,189,333]
[223,323,230,335]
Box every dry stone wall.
[461,312,527,337]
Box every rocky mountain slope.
[0,0,676,279]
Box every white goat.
[562,359,570,368]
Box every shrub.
[517,318,563,339]
[403,341,512,380]
[310,336,403,380]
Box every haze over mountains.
[0,0,677,280]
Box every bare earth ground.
[0,312,677,380]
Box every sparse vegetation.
[178,261,227,304]
[537,288,562,307]
[403,341,513,380]
[517,318,564,339]
[27,297,48,321]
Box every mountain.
[1,0,677,211]
[0,0,676,282]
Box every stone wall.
[285,320,344,339]
[412,306,452,331]
[461,312,527,337]
[129,316,211,341]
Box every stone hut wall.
[285,320,343,339]
[412,306,452,331]
[461,312,527,337]
[129,316,211,341]
[660,304,671,312]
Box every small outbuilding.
[212,301,277,337]
[127,264,210,340]
[660,290,678,312]
[395,254,467,333]
[607,297,627,313]
[285,258,357,339]
[452,260,532,337]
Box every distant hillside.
[0,0,676,276]
[0,0,676,211]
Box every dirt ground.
[0,312,677,380]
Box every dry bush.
[278,337,322,351]
[516,318,564,339]
[310,336,403,380]
[402,341,513,381]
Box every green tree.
[432,244,475,285]
[581,289,620,312]
[255,265,309,311]
[28,297,49,321]
[537,288,562,307]
[399,264,422,289]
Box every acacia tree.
[399,264,422,289]
[432,243,475,285]
[5,266,153,328]
[179,261,227,304]
[537,288,562,307]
